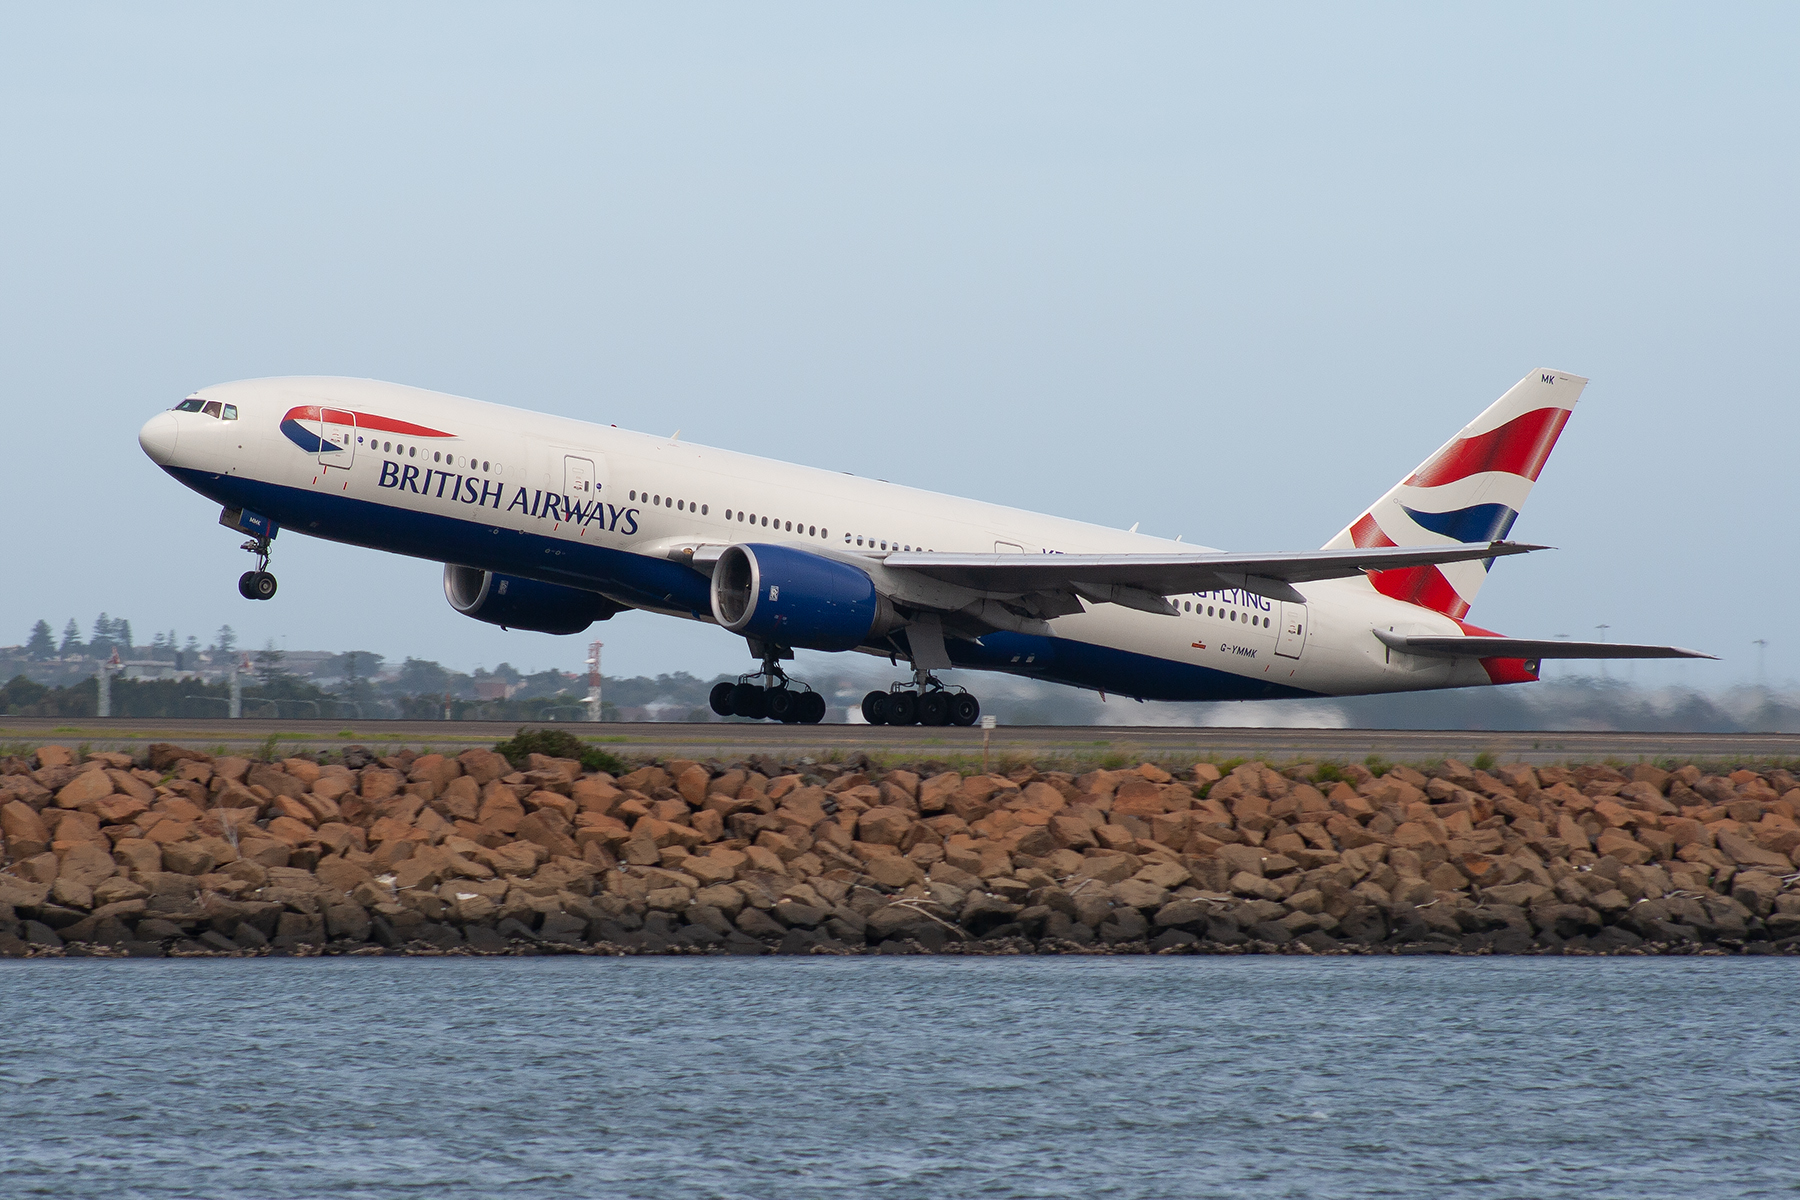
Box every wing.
[882,541,1542,609]
[1374,632,1715,660]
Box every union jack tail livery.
[1323,369,1585,619]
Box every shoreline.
[4,739,1797,959]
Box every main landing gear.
[862,669,980,727]
[709,654,827,725]
[237,534,277,601]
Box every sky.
[1,5,1795,688]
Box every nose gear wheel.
[236,535,277,602]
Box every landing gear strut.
[709,645,826,724]
[237,534,277,601]
[861,665,980,727]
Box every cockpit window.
[202,401,223,418]
[221,404,238,420]
[174,398,206,412]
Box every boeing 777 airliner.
[137,369,1708,725]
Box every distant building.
[473,678,518,701]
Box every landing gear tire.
[949,693,981,726]
[918,691,951,726]
[767,687,799,723]
[239,571,276,601]
[732,683,768,720]
[709,682,737,717]
[861,691,889,725]
[798,691,827,724]
[885,691,918,726]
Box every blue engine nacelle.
[443,564,624,635]
[709,543,889,652]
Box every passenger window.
[701,505,708,515]
[221,405,237,420]
[808,526,815,537]
[785,521,792,532]
[202,401,222,418]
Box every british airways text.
[377,460,639,533]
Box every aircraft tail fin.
[1322,369,1586,618]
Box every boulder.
[152,843,211,879]
[456,748,511,786]
[857,807,912,847]
[0,874,50,909]
[960,893,1022,934]
[864,855,925,888]
[736,907,786,939]
[57,843,117,889]
[54,770,114,810]
[1134,860,1192,890]
[477,786,525,834]
[408,754,461,792]
[1152,898,1212,931]
[1215,843,1266,878]
[1112,879,1171,910]
[1229,872,1282,901]
[1,802,50,858]
[918,772,963,813]
[1717,832,1792,871]
[246,763,308,802]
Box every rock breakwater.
[2,742,1798,957]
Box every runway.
[1,717,1794,765]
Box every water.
[1,957,1795,1199]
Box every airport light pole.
[586,641,603,723]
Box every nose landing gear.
[861,668,980,727]
[221,507,279,602]
[236,535,277,601]
[709,647,827,724]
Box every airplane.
[136,368,1710,725]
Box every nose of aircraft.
[138,411,179,465]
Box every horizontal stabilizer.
[1374,632,1715,660]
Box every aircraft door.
[564,455,595,497]
[1275,602,1308,659]
[318,408,355,468]
[557,451,609,527]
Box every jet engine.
[443,564,623,635]
[709,543,896,652]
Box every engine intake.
[710,543,890,652]
[443,564,622,635]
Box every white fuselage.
[140,376,1507,703]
